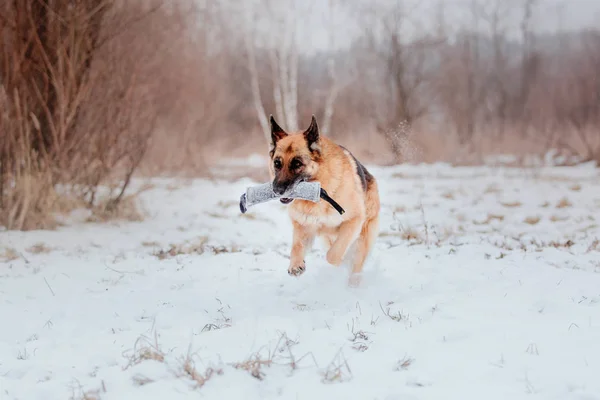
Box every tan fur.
[267,116,380,285]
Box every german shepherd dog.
[268,115,380,284]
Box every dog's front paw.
[288,260,306,276]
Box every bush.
[0,0,187,229]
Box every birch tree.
[243,0,342,143]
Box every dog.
[267,114,380,284]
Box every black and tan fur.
[267,115,380,285]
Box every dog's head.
[268,115,321,204]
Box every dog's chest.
[288,203,344,228]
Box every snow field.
[1,160,600,400]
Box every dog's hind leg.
[319,232,335,251]
[349,181,380,286]
[350,215,379,277]
[326,216,363,266]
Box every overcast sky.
[244,0,600,54]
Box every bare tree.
[243,0,300,142]
[243,7,271,144]
[243,0,344,143]
[437,34,480,146]
[263,1,300,131]
[0,0,193,229]
[362,0,445,159]
[473,0,514,133]
[321,0,340,136]
[514,0,540,126]
[553,31,600,163]
[0,0,116,228]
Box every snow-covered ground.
[2,158,600,400]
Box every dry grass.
[378,231,397,238]
[321,350,353,384]
[391,172,410,179]
[232,354,273,380]
[570,184,582,191]
[178,350,223,389]
[486,238,516,252]
[379,301,410,323]
[207,210,260,222]
[153,237,209,259]
[86,192,148,224]
[550,215,569,222]
[131,375,154,387]
[230,332,315,381]
[500,201,523,208]
[556,197,573,209]
[122,334,225,390]
[380,215,425,243]
[347,319,371,352]
[523,238,575,250]
[473,214,505,225]
[205,211,228,219]
[385,207,434,246]
[69,381,107,400]
[1,248,20,262]
[400,228,423,242]
[217,200,238,209]
[394,355,415,371]
[523,216,541,225]
[165,183,182,192]
[549,239,575,249]
[441,191,455,200]
[587,239,600,252]
[435,226,456,243]
[77,392,101,400]
[201,321,231,332]
[209,244,241,255]
[123,333,165,370]
[2,175,148,230]
[26,243,54,254]
[484,184,502,194]
[239,212,259,221]
[293,303,311,312]
[1,172,62,231]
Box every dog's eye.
[291,159,303,169]
[274,159,282,170]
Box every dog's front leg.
[288,221,314,276]
[326,217,363,266]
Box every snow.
[1,161,600,400]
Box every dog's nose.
[273,185,286,195]
[272,180,289,195]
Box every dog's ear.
[303,115,320,152]
[270,115,288,145]
[269,115,287,157]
